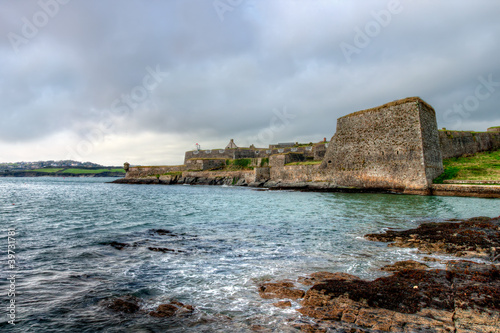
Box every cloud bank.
[1,0,499,165]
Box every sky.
[1,0,499,166]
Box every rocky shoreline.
[258,216,500,332]
[112,176,500,198]
[99,217,500,331]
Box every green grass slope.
[434,149,500,183]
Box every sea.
[0,177,498,332]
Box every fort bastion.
[117,97,500,196]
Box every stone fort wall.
[439,130,500,159]
[125,165,185,178]
[320,97,443,193]
[183,145,326,164]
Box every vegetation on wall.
[223,159,254,171]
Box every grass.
[433,150,500,183]
[31,168,64,173]
[222,159,254,171]
[285,160,322,166]
[61,168,125,174]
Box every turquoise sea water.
[0,177,498,332]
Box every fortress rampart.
[320,97,443,194]
[118,97,499,197]
[183,144,326,164]
[439,130,500,159]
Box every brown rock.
[273,300,292,308]
[149,301,195,318]
[381,260,429,272]
[422,256,441,262]
[259,281,305,300]
[149,304,178,317]
[296,260,500,332]
[365,216,500,259]
[298,272,361,286]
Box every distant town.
[0,160,108,172]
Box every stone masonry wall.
[185,158,226,171]
[182,170,255,184]
[418,101,444,183]
[184,145,322,164]
[439,131,500,159]
[320,97,443,193]
[126,165,185,179]
[270,164,323,183]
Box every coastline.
[0,171,125,178]
[112,176,500,198]
[258,216,500,332]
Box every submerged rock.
[106,296,141,313]
[149,229,176,236]
[258,280,305,300]
[109,241,130,250]
[149,301,195,318]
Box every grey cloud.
[0,0,499,163]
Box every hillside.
[0,167,125,177]
[433,149,500,184]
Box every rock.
[149,304,178,317]
[106,296,141,313]
[365,216,500,259]
[422,256,441,262]
[381,260,429,272]
[149,301,195,318]
[259,281,305,300]
[235,178,247,186]
[296,261,500,332]
[148,247,179,253]
[109,241,130,250]
[298,272,361,286]
[273,300,292,308]
[149,229,175,236]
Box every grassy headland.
[0,167,125,177]
[434,149,500,183]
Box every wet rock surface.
[281,262,500,332]
[259,280,305,300]
[106,229,194,254]
[105,296,141,313]
[103,296,195,319]
[149,301,195,318]
[380,260,429,272]
[260,216,500,332]
[365,216,500,260]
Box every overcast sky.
[1,0,499,165]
